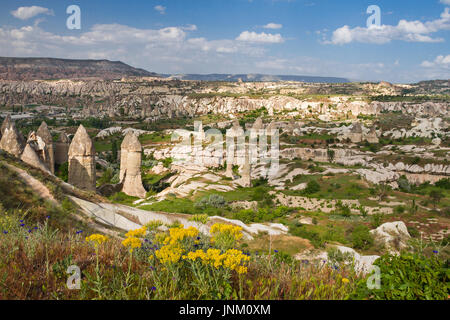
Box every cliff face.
[0,79,448,120]
[0,57,159,80]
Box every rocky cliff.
[0,79,448,120]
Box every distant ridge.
[163,73,350,83]
[0,57,159,81]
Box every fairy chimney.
[365,126,379,144]
[120,132,147,198]
[21,142,51,174]
[36,121,55,174]
[0,114,12,138]
[349,122,363,143]
[68,125,96,191]
[54,133,70,165]
[238,145,252,188]
[0,120,25,157]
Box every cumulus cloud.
[11,6,53,20]
[421,55,450,68]
[236,31,284,43]
[154,5,166,15]
[0,23,269,74]
[440,0,450,5]
[326,8,450,45]
[263,23,282,29]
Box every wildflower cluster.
[155,245,184,264]
[163,225,199,245]
[183,248,250,274]
[210,223,243,250]
[153,225,199,264]
[122,226,147,253]
[210,223,243,241]
[125,226,147,238]
[85,234,108,247]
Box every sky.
[0,0,449,83]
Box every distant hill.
[163,73,350,83]
[0,57,159,81]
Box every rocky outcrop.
[370,221,411,254]
[235,146,252,188]
[120,132,147,198]
[365,126,379,144]
[54,133,70,165]
[0,80,447,121]
[294,245,379,275]
[0,114,11,137]
[36,122,54,174]
[20,142,50,174]
[0,120,24,157]
[68,125,96,191]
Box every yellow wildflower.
[85,234,108,246]
[125,226,147,238]
[164,226,199,245]
[210,223,243,242]
[342,278,350,284]
[122,236,142,252]
[155,245,184,264]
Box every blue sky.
[0,0,449,82]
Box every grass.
[0,218,362,300]
[139,132,172,145]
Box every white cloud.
[182,24,197,31]
[263,23,282,29]
[0,23,269,74]
[421,55,450,68]
[154,5,166,15]
[11,6,53,20]
[236,31,284,43]
[440,0,450,5]
[326,8,450,45]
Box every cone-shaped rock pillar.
[36,121,55,174]
[120,132,147,198]
[68,125,96,191]
[0,120,25,157]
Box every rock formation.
[365,126,379,144]
[120,132,147,198]
[54,133,70,165]
[235,145,252,188]
[0,120,24,157]
[68,125,96,191]
[348,122,363,143]
[0,114,11,137]
[36,122,55,173]
[370,221,411,254]
[20,141,50,174]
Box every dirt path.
[2,162,57,204]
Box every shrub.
[351,253,449,300]
[435,178,450,190]
[303,180,321,195]
[371,213,384,228]
[195,194,227,209]
[351,225,374,250]
[397,175,411,193]
[394,205,405,215]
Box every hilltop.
[0,57,160,81]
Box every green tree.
[429,190,443,208]
[327,149,335,163]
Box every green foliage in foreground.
[352,253,449,300]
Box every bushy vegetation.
[352,253,449,300]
